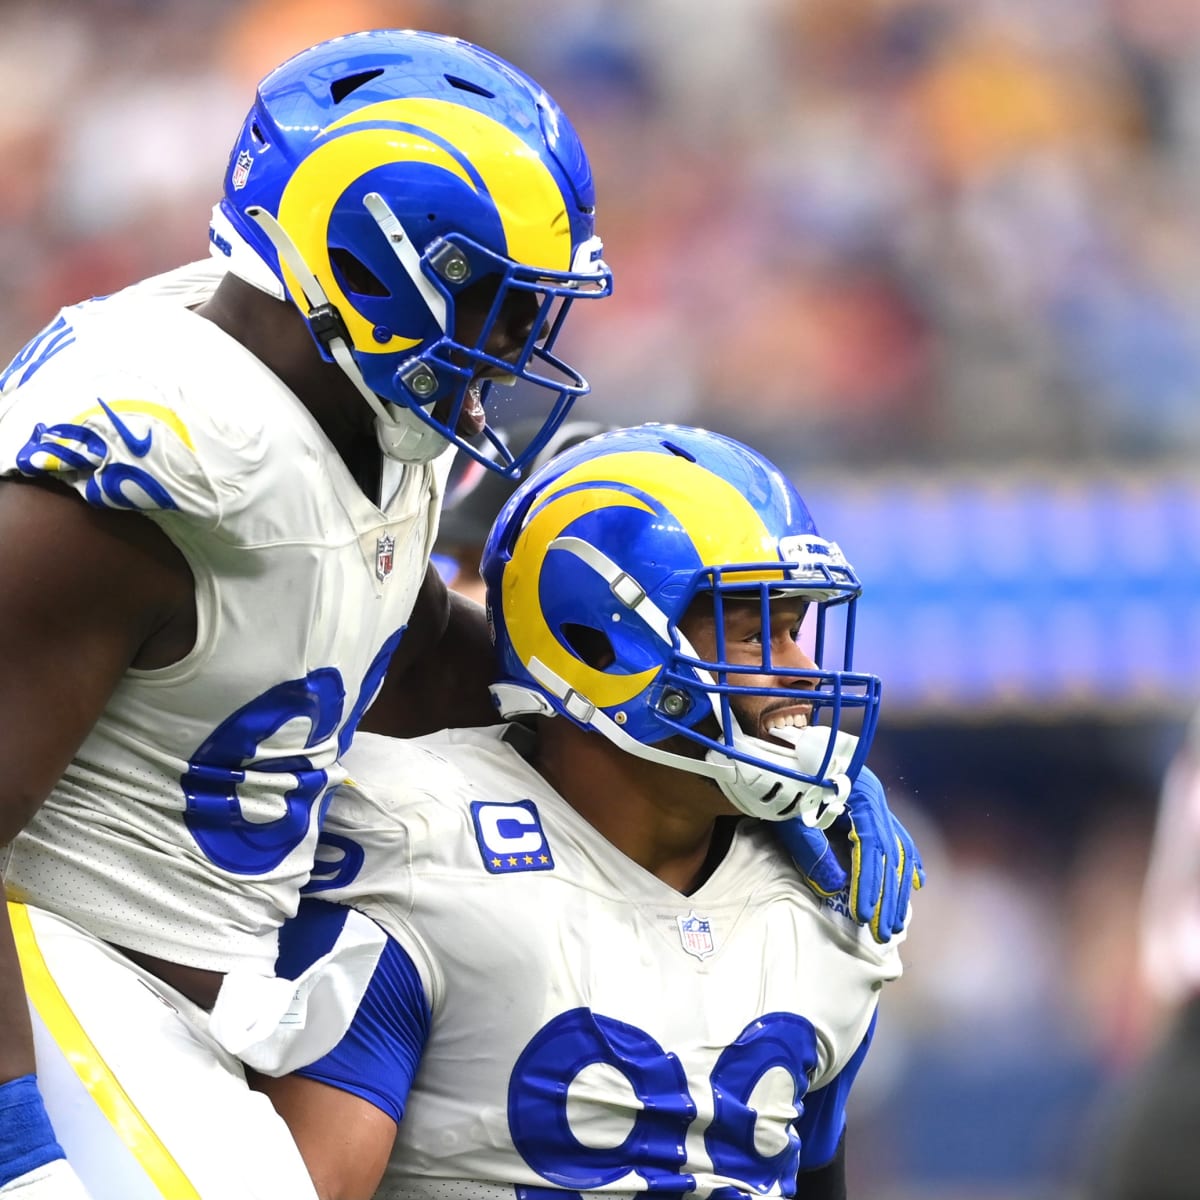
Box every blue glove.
[0,1074,67,1190]
[773,766,924,943]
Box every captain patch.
[471,800,555,875]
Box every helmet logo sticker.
[231,149,253,191]
[676,911,716,960]
[375,533,395,582]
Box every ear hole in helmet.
[330,69,383,104]
[445,74,495,99]
[330,247,389,297]
[561,623,615,670]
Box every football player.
[1090,711,1200,1200]
[255,424,909,1199]
[0,29,611,1198]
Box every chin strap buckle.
[307,303,352,350]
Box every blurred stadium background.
[5,1,1200,1196]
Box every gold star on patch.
[508,856,518,866]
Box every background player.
[1088,709,1200,1200]
[255,424,906,1199]
[0,28,611,1198]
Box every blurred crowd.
[3,0,1200,473]
[5,1,1200,1197]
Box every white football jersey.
[310,728,904,1198]
[0,269,445,972]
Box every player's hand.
[774,766,924,943]
[840,766,924,942]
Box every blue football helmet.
[212,29,612,474]
[482,424,883,823]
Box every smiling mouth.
[460,379,486,435]
[451,372,515,437]
[762,709,811,746]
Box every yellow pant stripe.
[11,902,201,1199]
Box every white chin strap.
[491,535,857,827]
[227,202,451,464]
[709,725,855,828]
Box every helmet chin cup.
[709,727,858,827]
[374,404,450,464]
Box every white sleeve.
[0,1158,95,1198]
[209,906,392,1077]
[0,363,226,526]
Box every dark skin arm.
[252,1073,396,1200]
[795,1130,848,1200]
[0,476,195,1081]
[358,561,499,737]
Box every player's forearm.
[794,1131,848,1200]
[0,903,36,1082]
[436,589,502,726]
[254,1073,395,1200]
[361,578,498,736]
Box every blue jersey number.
[0,314,77,391]
[509,1007,817,1196]
[182,629,404,875]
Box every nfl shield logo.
[676,910,715,960]
[231,149,253,190]
[375,534,395,582]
